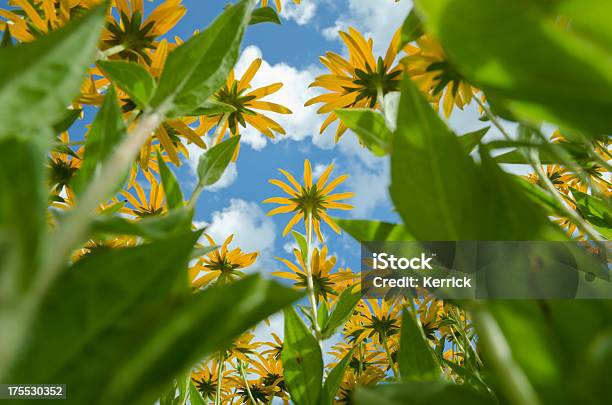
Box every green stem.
[97,44,126,60]
[238,359,257,405]
[215,352,225,405]
[304,211,322,341]
[475,97,601,241]
[470,303,540,405]
[381,333,399,379]
[187,114,229,209]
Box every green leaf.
[52,108,82,134]
[335,218,414,242]
[282,306,323,405]
[196,136,240,188]
[189,381,206,405]
[73,86,126,194]
[89,208,195,240]
[1,26,13,48]
[391,77,557,240]
[97,60,156,109]
[322,287,361,339]
[185,100,236,117]
[415,0,612,134]
[399,310,440,380]
[151,0,254,118]
[0,5,106,136]
[291,230,308,260]
[400,8,424,47]
[335,108,391,156]
[571,189,612,239]
[0,136,47,291]
[458,126,489,154]
[7,231,202,389]
[250,7,281,25]
[157,150,184,211]
[317,301,329,332]
[354,380,494,405]
[320,348,354,405]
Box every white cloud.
[233,46,326,150]
[280,0,317,25]
[322,0,412,55]
[205,199,276,266]
[346,157,390,217]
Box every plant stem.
[381,333,399,379]
[215,352,225,405]
[474,97,601,241]
[187,114,229,209]
[304,211,322,341]
[97,44,126,60]
[238,359,257,405]
[470,303,540,405]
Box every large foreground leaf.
[390,77,557,240]
[0,5,105,136]
[399,311,440,380]
[415,0,612,133]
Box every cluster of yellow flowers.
[0,1,552,403]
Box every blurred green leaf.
[1,26,13,47]
[322,287,361,339]
[283,306,323,405]
[354,380,494,405]
[458,126,489,154]
[89,208,195,240]
[73,86,126,195]
[336,109,392,156]
[250,6,281,25]
[97,60,156,109]
[335,218,414,242]
[400,8,424,47]
[571,188,612,239]
[415,0,612,134]
[391,77,557,240]
[52,108,82,134]
[0,136,47,293]
[399,310,440,380]
[0,5,105,136]
[320,348,354,405]
[196,136,240,188]
[7,231,202,392]
[151,0,254,117]
[157,150,184,211]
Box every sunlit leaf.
[97,60,156,109]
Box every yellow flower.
[49,131,81,202]
[249,354,288,401]
[120,171,167,218]
[226,332,261,363]
[274,245,356,301]
[0,0,101,42]
[259,0,300,12]
[191,360,234,403]
[101,0,186,64]
[264,159,354,240]
[402,35,478,118]
[261,332,283,359]
[306,27,402,141]
[352,299,401,346]
[198,58,292,160]
[337,368,385,405]
[189,234,258,288]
